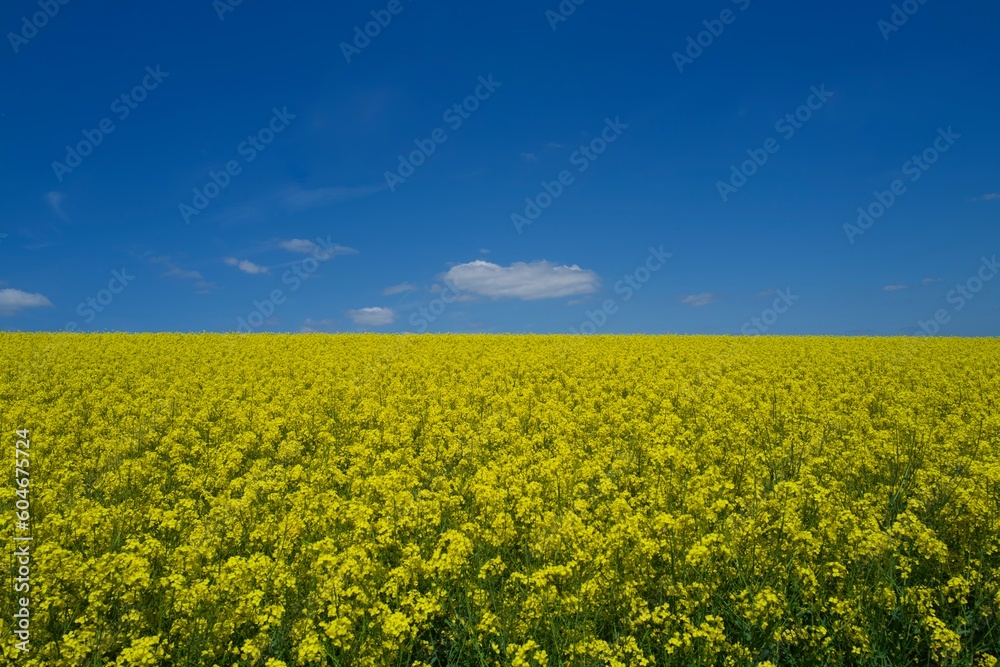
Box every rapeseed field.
[1,334,998,666]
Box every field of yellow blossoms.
[1,333,999,666]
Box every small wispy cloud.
[755,289,776,298]
[520,152,538,162]
[883,284,909,291]
[347,307,395,326]
[975,193,1000,201]
[224,257,269,274]
[301,317,337,332]
[151,257,201,281]
[212,184,385,225]
[278,238,357,256]
[479,248,490,255]
[921,277,942,285]
[282,184,386,211]
[382,282,415,296]
[46,191,67,220]
[149,256,215,293]
[0,288,53,316]
[680,293,721,307]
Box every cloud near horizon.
[347,307,396,326]
[0,288,53,316]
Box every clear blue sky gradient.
[1,0,998,334]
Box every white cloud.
[347,307,396,326]
[427,284,476,302]
[0,288,53,316]
[883,284,909,291]
[520,152,538,162]
[224,257,269,274]
[976,193,1000,201]
[279,239,317,253]
[921,277,942,285]
[443,260,600,300]
[479,248,490,255]
[680,293,721,307]
[382,282,415,296]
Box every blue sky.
[1,0,998,335]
